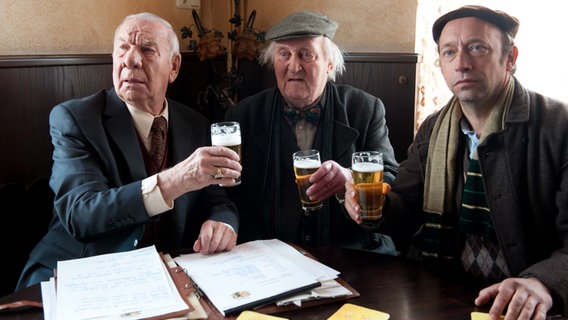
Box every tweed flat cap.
[432,5,520,43]
[265,11,338,41]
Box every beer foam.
[294,158,321,169]
[211,134,241,146]
[352,162,383,172]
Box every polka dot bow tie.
[283,105,322,126]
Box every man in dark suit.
[224,11,398,252]
[16,12,241,291]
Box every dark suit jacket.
[225,82,398,249]
[16,88,238,289]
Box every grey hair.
[258,36,346,81]
[114,12,180,58]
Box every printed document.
[175,239,331,316]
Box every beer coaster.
[236,310,288,320]
[471,311,504,320]
[327,303,390,320]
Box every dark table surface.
[275,246,486,320]
[0,246,565,320]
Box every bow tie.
[283,105,322,126]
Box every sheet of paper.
[327,303,390,320]
[262,239,340,281]
[175,239,322,316]
[471,311,505,320]
[55,245,188,320]
[236,310,289,320]
[40,278,56,320]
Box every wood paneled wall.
[0,52,417,296]
[0,52,417,186]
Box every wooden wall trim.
[344,52,419,63]
[0,52,419,68]
[0,54,112,68]
[0,52,417,184]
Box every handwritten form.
[45,245,189,320]
[175,239,343,316]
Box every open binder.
[158,253,204,319]
[171,240,360,319]
[45,243,358,320]
[164,253,359,320]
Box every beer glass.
[293,149,323,211]
[211,121,242,186]
[351,151,384,221]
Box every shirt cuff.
[141,174,173,217]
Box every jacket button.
[133,239,139,247]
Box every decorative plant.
[180,1,265,117]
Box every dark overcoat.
[383,78,568,314]
[225,82,398,249]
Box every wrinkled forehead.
[275,36,325,51]
[115,18,166,44]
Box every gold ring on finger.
[214,168,224,180]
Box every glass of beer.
[293,149,323,211]
[211,121,242,186]
[351,151,384,221]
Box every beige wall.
[0,0,416,56]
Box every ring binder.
[173,240,360,319]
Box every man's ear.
[169,54,182,83]
[506,45,519,72]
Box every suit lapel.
[331,121,359,159]
[167,102,196,164]
[316,86,359,161]
[103,89,147,180]
[280,119,299,171]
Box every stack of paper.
[174,239,353,316]
[41,246,190,320]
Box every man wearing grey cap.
[224,11,399,252]
[342,5,568,319]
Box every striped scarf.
[421,76,515,267]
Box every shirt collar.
[126,101,169,139]
[460,117,479,159]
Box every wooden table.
[276,246,485,320]
[0,246,565,320]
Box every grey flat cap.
[265,10,338,41]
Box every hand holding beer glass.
[293,149,323,211]
[211,121,242,186]
[351,151,384,222]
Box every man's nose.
[288,54,303,72]
[123,49,142,68]
[454,50,472,72]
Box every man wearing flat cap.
[343,5,568,319]
[224,10,399,253]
